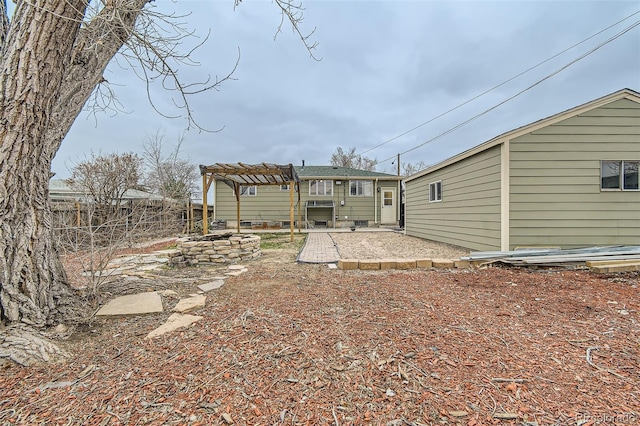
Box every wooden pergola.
[199,163,301,241]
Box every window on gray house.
[349,180,373,196]
[240,185,257,196]
[429,181,442,202]
[309,180,333,196]
[601,161,639,190]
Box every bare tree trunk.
[44,0,151,162]
[0,1,89,326]
[0,0,148,326]
[0,1,9,48]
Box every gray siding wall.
[405,145,502,250]
[509,99,640,248]
[215,182,294,223]
[214,179,397,226]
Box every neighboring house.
[404,88,640,251]
[213,165,402,228]
[48,179,179,229]
[49,179,167,203]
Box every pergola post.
[289,181,294,241]
[189,200,194,233]
[202,173,208,235]
[297,182,301,233]
[234,183,241,234]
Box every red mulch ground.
[1,261,638,425]
[59,239,179,289]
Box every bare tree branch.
[121,27,240,131]
[330,147,377,171]
[235,0,320,61]
[401,160,428,176]
[43,0,152,162]
[142,130,200,201]
[273,0,320,61]
[67,152,144,220]
[46,0,317,149]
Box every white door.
[381,188,396,224]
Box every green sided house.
[404,88,640,251]
[212,164,402,229]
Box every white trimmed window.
[601,161,639,190]
[349,180,373,196]
[240,185,257,196]
[429,181,442,202]
[309,180,333,196]
[280,184,290,191]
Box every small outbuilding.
[404,88,640,251]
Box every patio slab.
[198,280,225,292]
[96,292,163,317]
[173,294,206,313]
[146,313,203,339]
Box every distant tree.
[142,130,199,202]
[67,152,144,222]
[330,147,377,171]
[60,151,180,297]
[401,160,428,177]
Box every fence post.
[75,200,81,227]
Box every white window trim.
[429,181,442,202]
[601,160,639,191]
[349,180,373,197]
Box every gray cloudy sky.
[53,0,640,177]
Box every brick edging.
[337,258,471,270]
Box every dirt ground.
[330,231,469,260]
[0,233,638,425]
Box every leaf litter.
[0,245,638,425]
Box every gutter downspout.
[397,182,401,228]
[374,178,378,224]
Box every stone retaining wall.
[168,234,261,266]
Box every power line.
[360,9,640,159]
[376,17,640,166]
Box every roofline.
[293,165,398,178]
[297,175,402,181]
[405,88,640,182]
[48,181,169,201]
